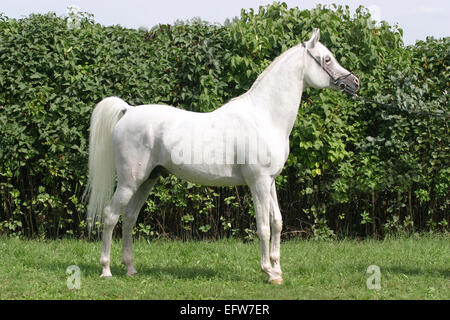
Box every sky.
[1,0,448,45]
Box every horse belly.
[165,163,245,187]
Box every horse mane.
[229,43,304,103]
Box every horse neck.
[247,45,305,138]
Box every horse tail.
[83,97,130,234]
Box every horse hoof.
[269,277,283,285]
[100,273,112,278]
[126,271,138,277]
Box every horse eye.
[325,56,331,64]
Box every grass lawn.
[0,234,448,299]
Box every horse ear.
[307,28,320,48]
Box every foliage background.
[0,2,448,239]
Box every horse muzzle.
[335,73,360,95]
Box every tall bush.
[0,3,448,239]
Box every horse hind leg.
[100,184,136,277]
[122,175,160,276]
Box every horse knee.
[103,208,119,226]
[104,187,136,224]
[257,225,271,241]
[115,187,135,207]
[272,217,282,234]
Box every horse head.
[303,28,360,95]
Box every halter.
[302,43,357,95]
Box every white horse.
[84,29,359,284]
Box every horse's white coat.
[85,29,359,283]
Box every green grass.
[0,234,448,299]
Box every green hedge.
[0,2,448,239]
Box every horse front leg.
[249,177,282,285]
[269,182,283,283]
